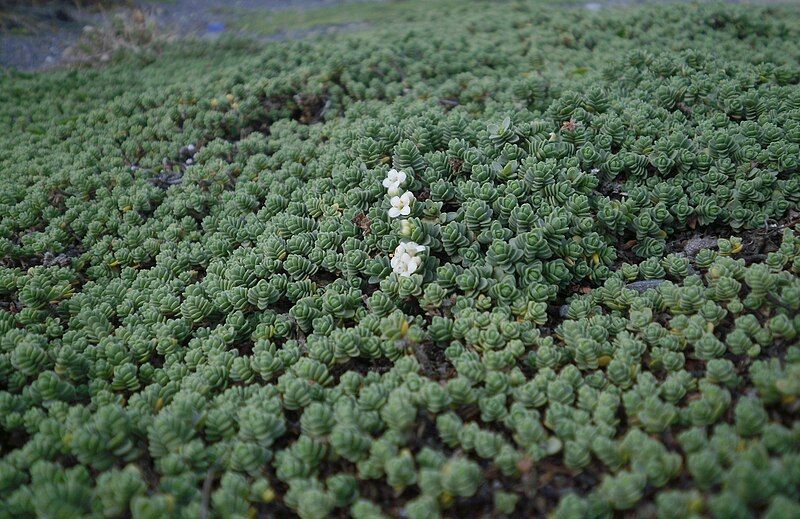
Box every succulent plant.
[1,1,800,517]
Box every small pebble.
[683,236,718,257]
[626,279,666,293]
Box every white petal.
[388,207,400,218]
[399,242,416,256]
[400,206,411,216]
[397,242,414,256]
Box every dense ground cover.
[2,1,800,517]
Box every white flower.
[383,169,407,196]
[388,191,415,218]
[383,168,407,188]
[396,241,426,256]
[390,241,425,277]
[392,253,422,276]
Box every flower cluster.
[390,241,425,277]
[382,169,425,276]
[383,168,414,218]
[1,1,800,518]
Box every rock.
[626,279,666,293]
[683,236,718,257]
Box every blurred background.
[1,0,792,71]
[0,0,393,70]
